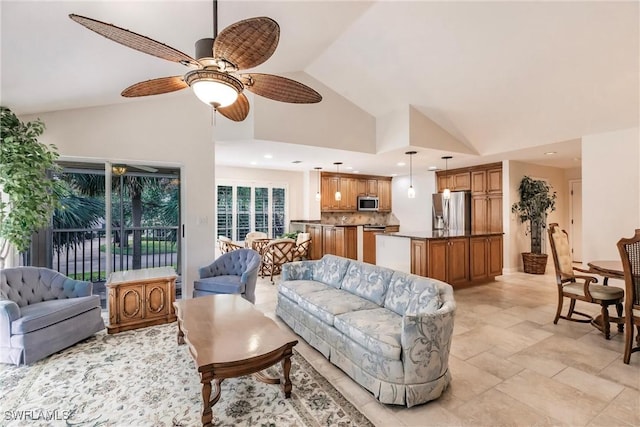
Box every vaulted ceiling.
[1,1,637,174]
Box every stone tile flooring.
[254,271,639,427]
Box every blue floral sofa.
[276,255,455,407]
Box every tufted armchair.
[193,249,261,303]
[0,267,105,365]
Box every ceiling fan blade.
[69,14,198,66]
[121,76,188,98]
[213,17,279,70]
[244,74,322,104]
[217,93,250,122]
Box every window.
[215,183,287,241]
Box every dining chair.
[261,238,295,284]
[548,223,624,339]
[293,232,312,261]
[245,231,268,249]
[616,228,640,364]
[217,236,243,254]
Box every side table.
[106,266,177,334]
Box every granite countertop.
[290,220,397,228]
[385,230,504,239]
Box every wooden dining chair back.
[548,223,624,339]
[217,236,243,254]
[245,231,268,249]
[293,232,312,261]
[616,228,640,364]
[261,238,296,283]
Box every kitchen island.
[377,230,503,288]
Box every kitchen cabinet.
[363,230,380,264]
[470,235,503,282]
[321,173,391,213]
[305,224,324,260]
[323,226,357,260]
[357,178,378,196]
[377,179,392,212]
[471,165,503,233]
[425,237,469,286]
[437,172,471,192]
[411,239,428,276]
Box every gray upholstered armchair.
[0,267,105,365]
[193,248,261,303]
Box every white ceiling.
[1,1,638,175]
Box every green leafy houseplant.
[511,175,557,274]
[0,106,61,253]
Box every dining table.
[587,260,624,285]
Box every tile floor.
[254,271,640,427]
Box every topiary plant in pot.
[0,106,61,259]
[511,175,557,274]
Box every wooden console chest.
[106,267,177,334]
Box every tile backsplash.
[321,212,399,225]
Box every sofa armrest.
[0,300,21,342]
[401,299,456,384]
[281,261,315,281]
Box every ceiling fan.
[69,0,322,122]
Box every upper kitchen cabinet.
[470,163,503,233]
[377,178,392,212]
[436,171,471,192]
[321,172,392,212]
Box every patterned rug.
[0,323,373,427]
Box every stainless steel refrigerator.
[432,191,471,231]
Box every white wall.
[391,171,436,231]
[506,161,568,272]
[582,127,640,261]
[22,95,215,298]
[215,165,306,224]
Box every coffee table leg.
[177,322,185,345]
[201,372,222,427]
[281,354,293,398]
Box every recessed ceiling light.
[391,173,398,177]
[250,161,257,165]
[353,171,360,174]
[427,166,437,171]
[397,162,406,166]
[544,151,556,155]
[346,166,353,170]
[264,154,273,159]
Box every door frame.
[568,179,582,263]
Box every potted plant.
[511,175,557,274]
[0,106,61,260]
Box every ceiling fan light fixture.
[185,69,243,108]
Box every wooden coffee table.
[173,294,298,426]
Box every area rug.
[0,323,373,427]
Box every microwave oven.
[357,196,379,211]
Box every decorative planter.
[522,252,548,274]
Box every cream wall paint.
[253,72,376,153]
[506,161,568,272]
[215,165,306,224]
[391,172,436,231]
[22,96,215,298]
[582,127,640,262]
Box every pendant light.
[314,167,322,202]
[334,162,342,201]
[406,151,417,198]
[442,155,452,200]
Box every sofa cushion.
[334,308,402,360]
[194,276,244,294]
[311,255,351,288]
[298,288,379,325]
[384,272,441,315]
[11,295,101,334]
[340,262,394,305]
[278,280,332,305]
